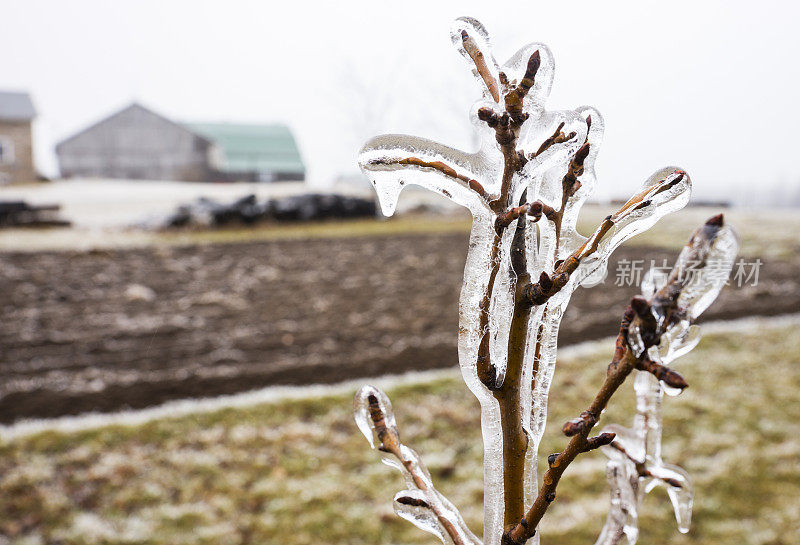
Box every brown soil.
[1,233,796,423]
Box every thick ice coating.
[354,385,481,545]
[597,220,739,544]
[353,16,726,545]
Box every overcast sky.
[2,0,799,203]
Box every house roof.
[0,91,36,121]
[187,123,305,175]
[56,102,213,151]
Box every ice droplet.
[353,384,396,450]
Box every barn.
[0,91,37,185]
[188,123,305,182]
[56,102,305,183]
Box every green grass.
[2,323,799,544]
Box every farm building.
[0,91,37,185]
[56,102,305,182]
[188,123,305,182]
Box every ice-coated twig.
[594,215,739,545]
[454,19,501,103]
[503,214,738,544]
[502,303,640,545]
[356,16,722,545]
[354,386,482,545]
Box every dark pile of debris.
[0,201,71,228]
[164,193,377,228]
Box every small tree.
[353,17,739,545]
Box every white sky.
[2,0,799,203]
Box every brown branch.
[582,432,617,453]
[505,50,541,123]
[502,304,641,545]
[366,394,473,545]
[561,142,590,200]
[610,442,684,488]
[532,121,576,158]
[461,30,500,102]
[520,255,581,306]
[494,204,533,525]
[494,200,556,233]
[370,157,491,202]
[476,234,503,389]
[637,357,689,391]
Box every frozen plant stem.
[355,16,738,545]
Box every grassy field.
[1,321,799,544]
[0,205,797,257]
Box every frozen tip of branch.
[460,29,500,103]
[395,493,430,508]
[574,142,591,166]
[582,432,617,453]
[705,213,724,227]
[519,50,541,89]
[354,385,400,451]
[638,358,689,390]
[477,107,499,127]
[527,50,541,71]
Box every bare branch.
[504,50,541,123]
[461,30,501,102]
[531,121,576,158]
[503,303,641,545]
[636,357,689,391]
[370,156,492,203]
[494,200,555,233]
[355,386,481,545]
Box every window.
[0,137,14,165]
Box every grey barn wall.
[0,120,36,184]
[56,104,215,182]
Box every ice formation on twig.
[597,217,739,545]
[354,16,732,545]
[354,385,482,545]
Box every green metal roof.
[187,123,305,175]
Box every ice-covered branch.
[594,214,739,545]
[356,15,724,545]
[354,386,482,545]
[453,19,502,103]
[502,302,643,545]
